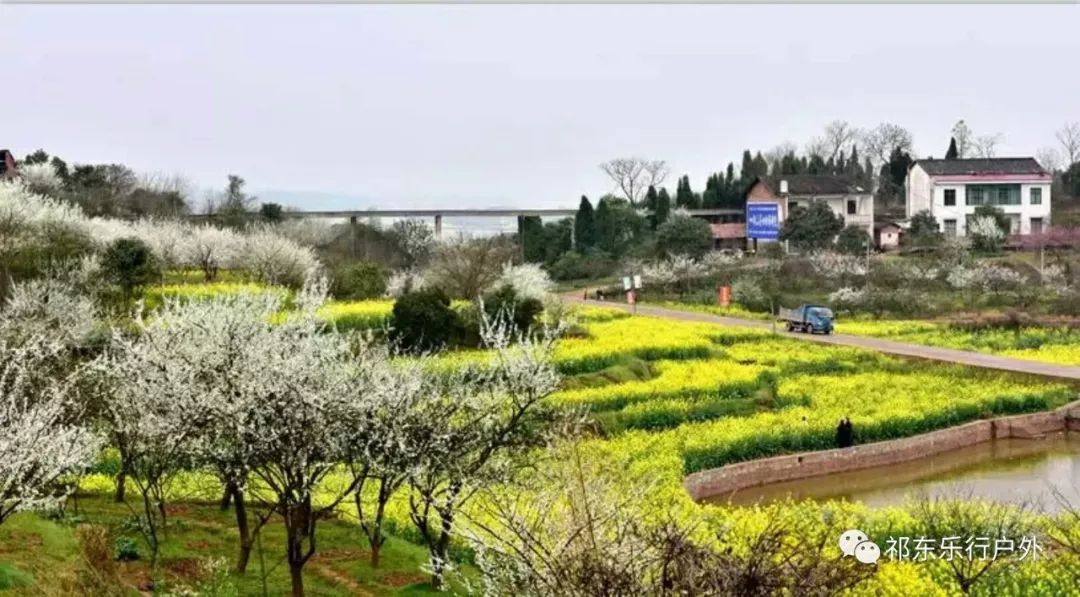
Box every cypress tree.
[643,185,659,229]
[946,137,959,160]
[702,174,720,208]
[574,195,596,250]
[848,145,861,179]
[594,197,615,253]
[655,188,672,226]
[519,216,545,262]
[675,175,698,209]
[753,151,769,178]
[740,150,755,181]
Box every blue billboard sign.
[746,203,780,240]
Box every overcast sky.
[2,4,1078,210]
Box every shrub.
[100,237,160,295]
[757,242,785,259]
[390,288,459,353]
[483,284,544,334]
[76,525,119,589]
[330,261,387,300]
[549,250,616,281]
[834,225,872,255]
[732,278,769,312]
[113,537,140,561]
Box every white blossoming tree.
[0,337,101,526]
[17,161,64,196]
[406,316,563,589]
[968,215,1006,253]
[494,262,553,302]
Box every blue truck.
[778,304,835,334]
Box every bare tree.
[425,235,516,299]
[972,133,1004,158]
[463,440,874,596]
[810,120,860,160]
[952,120,974,158]
[764,142,799,173]
[1036,147,1063,173]
[910,495,1036,594]
[863,122,915,165]
[1057,121,1080,166]
[600,158,668,206]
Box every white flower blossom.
[828,287,866,309]
[0,337,102,524]
[495,262,553,301]
[386,269,428,297]
[809,251,867,279]
[17,162,63,196]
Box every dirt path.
[567,296,1080,382]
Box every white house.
[745,175,874,236]
[906,158,1052,236]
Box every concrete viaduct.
[190,207,744,241]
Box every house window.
[1031,187,1043,205]
[944,189,956,206]
[943,219,957,237]
[847,200,857,215]
[966,184,1020,206]
[1031,218,1044,234]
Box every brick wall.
[684,399,1080,501]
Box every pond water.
[708,433,1080,512]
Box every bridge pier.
[349,215,358,258]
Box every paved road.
[566,297,1080,382]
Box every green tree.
[675,175,698,209]
[702,174,721,208]
[779,202,843,251]
[946,137,959,160]
[740,150,755,181]
[655,214,713,258]
[540,218,574,263]
[519,216,546,263]
[259,202,284,222]
[643,185,659,229]
[595,196,645,256]
[22,149,50,165]
[1063,161,1080,198]
[574,195,597,250]
[217,174,256,227]
[655,188,672,226]
[101,237,160,297]
[847,145,863,180]
[752,152,769,178]
[835,225,872,255]
[908,210,943,246]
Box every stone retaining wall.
[685,399,1080,502]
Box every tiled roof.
[779,175,866,196]
[916,157,1047,176]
